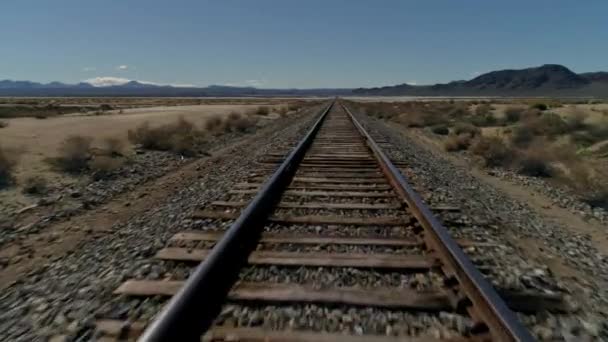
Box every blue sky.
[1,0,606,88]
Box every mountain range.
[353,64,608,97]
[0,64,606,97]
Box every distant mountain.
[580,72,608,83]
[0,79,350,97]
[354,64,608,97]
[2,64,606,97]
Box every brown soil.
[0,130,265,291]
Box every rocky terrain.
[1,101,607,340]
[353,110,608,339]
[0,104,322,340]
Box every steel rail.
[139,101,334,342]
[341,103,534,342]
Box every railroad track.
[94,101,567,341]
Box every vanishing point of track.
[96,101,547,341]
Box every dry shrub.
[531,103,548,111]
[469,113,498,127]
[539,112,568,136]
[452,123,481,137]
[582,186,608,210]
[101,137,126,157]
[470,136,513,167]
[515,148,553,177]
[56,135,93,173]
[564,109,588,131]
[398,104,450,127]
[566,164,608,209]
[287,103,301,111]
[90,156,124,180]
[128,118,205,156]
[504,107,524,123]
[204,116,224,133]
[444,134,473,152]
[474,103,493,116]
[22,176,48,195]
[430,125,449,135]
[277,107,288,117]
[510,125,535,148]
[588,121,608,141]
[0,146,17,188]
[445,103,471,118]
[224,112,258,133]
[255,106,270,116]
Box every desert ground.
[1,97,608,340]
[0,98,317,217]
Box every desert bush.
[510,125,535,147]
[504,107,523,123]
[56,135,93,173]
[515,151,553,177]
[35,114,49,119]
[276,107,288,117]
[128,122,167,150]
[22,176,48,195]
[0,121,8,128]
[452,123,481,137]
[128,118,203,155]
[474,103,493,116]
[444,134,473,152]
[470,136,513,167]
[582,187,608,210]
[255,106,270,116]
[204,116,224,133]
[570,131,597,147]
[225,112,258,133]
[101,137,126,157]
[0,147,17,188]
[470,113,498,127]
[446,104,470,118]
[287,103,300,111]
[430,125,449,135]
[564,109,588,131]
[531,103,548,111]
[90,156,124,180]
[588,121,608,140]
[99,104,113,111]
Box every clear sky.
[1,0,606,88]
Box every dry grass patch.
[90,156,125,180]
[444,134,473,152]
[504,107,523,123]
[22,176,48,195]
[224,112,258,133]
[452,123,481,137]
[255,106,270,116]
[101,137,126,157]
[204,116,224,133]
[128,117,206,156]
[55,135,93,173]
[430,125,449,135]
[470,136,513,167]
[0,146,17,188]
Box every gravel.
[239,265,443,290]
[214,304,472,338]
[0,105,323,341]
[262,223,415,238]
[351,107,608,340]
